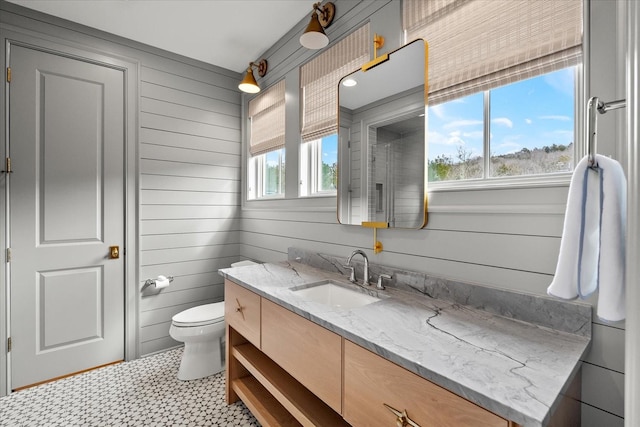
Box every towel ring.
[586,96,627,168]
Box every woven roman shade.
[403,0,583,104]
[300,23,370,143]
[248,79,286,156]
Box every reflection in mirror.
[337,39,427,228]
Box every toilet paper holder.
[142,275,174,289]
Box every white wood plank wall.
[138,63,242,355]
[240,1,626,425]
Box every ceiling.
[5,0,317,73]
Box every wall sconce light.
[238,59,268,94]
[299,2,336,49]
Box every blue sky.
[427,67,576,161]
[322,134,338,166]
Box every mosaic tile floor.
[0,348,259,427]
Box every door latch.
[109,246,120,259]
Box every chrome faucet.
[345,249,370,285]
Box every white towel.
[547,154,627,322]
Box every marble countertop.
[219,259,591,427]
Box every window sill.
[298,192,337,199]
[243,196,335,212]
[428,172,572,192]
[247,194,286,201]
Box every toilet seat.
[172,302,224,327]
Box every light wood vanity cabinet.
[225,279,520,427]
[225,279,348,427]
[261,298,343,414]
[343,340,508,427]
[224,279,261,348]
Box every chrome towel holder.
[587,96,627,168]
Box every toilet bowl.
[169,260,257,380]
[169,302,225,381]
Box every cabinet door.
[261,298,342,414]
[344,340,508,427]
[225,280,261,348]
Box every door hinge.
[6,248,11,263]
[2,157,13,174]
[6,67,10,83]
[7,337,11,353]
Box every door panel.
[39,72,105,243]
[39,267,104,351]
[9,44,125,389]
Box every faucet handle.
[376,274,392,290]
[342,265,356,283]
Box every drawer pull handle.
[384,403,420,427]
[235,298,245,320]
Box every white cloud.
[463,130,483,139]
[447,135,465,146]
[430,104,446,119]
[543,68,575,97]
[491,117,513,128]
[525,118,533,125]
[443,119,483,130]
[428,131,465,146]
[539,115,571,121]
[427,131,450,145]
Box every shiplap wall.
[0,1,244,359]
[241,0,626,425]
[138,62,242,355]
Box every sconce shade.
[300,2,335,50]
[239,68,260,93]
[300,13,329,49]
[238,59,268,94]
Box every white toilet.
[169,302,225,381]
[169,260,257,380]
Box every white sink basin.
[291,280,380,309]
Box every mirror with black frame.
[337,39,428,228]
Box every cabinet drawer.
[261,298,342,414]
[343,340,508,427]
[225,280,261,348]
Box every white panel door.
[8,45,125,389]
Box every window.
[300,134,338,196]
[428,92,484,182]
[429,67,576,182]
[247,80,285,199]
[404,0,582,182]
[489,68,575,177]
[248,148,285,199]
[299,24,369,198]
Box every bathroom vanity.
[219,250,591,427]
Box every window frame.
[247,148,286,200]
[299,135,338,198]
[427,64,583,192]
